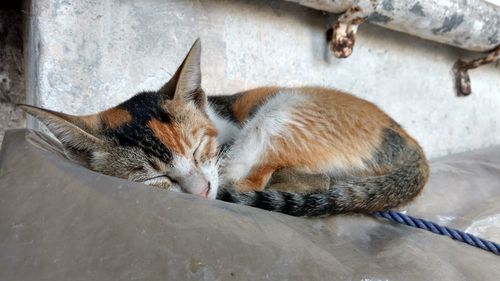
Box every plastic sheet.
[1,129,499,280]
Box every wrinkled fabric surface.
[0,129,499,281]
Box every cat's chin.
[206,186,218,200]
[199,161,219,200]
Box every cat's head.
[20,40,220,199]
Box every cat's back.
[229,86,393,125]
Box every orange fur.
[148,118,187,155]
[205,127,217,137]
[231,87,280,123]
[235,164,276,192]
[78,114,102,132]
[230,87,404,191]
[99,108,132,129]
[201,138,217,160]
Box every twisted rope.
[372,211,500,255]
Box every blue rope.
[371,210,500,256]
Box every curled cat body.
[21,40,429,217]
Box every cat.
[20,39,429,217]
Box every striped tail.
[217,161,427,216]
[217,133,429,217]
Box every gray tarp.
[1,129,499,280]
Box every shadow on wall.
[0,1,26,144]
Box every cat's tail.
[217,132,429,217]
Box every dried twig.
[453,45,500,96]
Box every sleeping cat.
[20,40,429,216]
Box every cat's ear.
[19,104,104,166]
[159,39,207,110]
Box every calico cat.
[20,40,429,217]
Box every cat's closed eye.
[147,159,161,171]
[128,166,145,176]
[142,175,177,190]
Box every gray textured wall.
[26,0,500,158]
[0,8,25,144]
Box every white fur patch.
[171,155,193,177]
[221,91,308,183]
[200,158,220,199]
[206,105,240,145]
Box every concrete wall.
[0,7,25,144]
[26,0,500,159]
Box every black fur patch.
[105,91,174,162]
[370,127,407,167]
[251,192,276,211]
[217,188,233,202]
[208,94,241,123]
[280,192,301,216]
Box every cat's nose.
[197,182,211,198]
[179,171,210,197]
[197,186,209,197]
